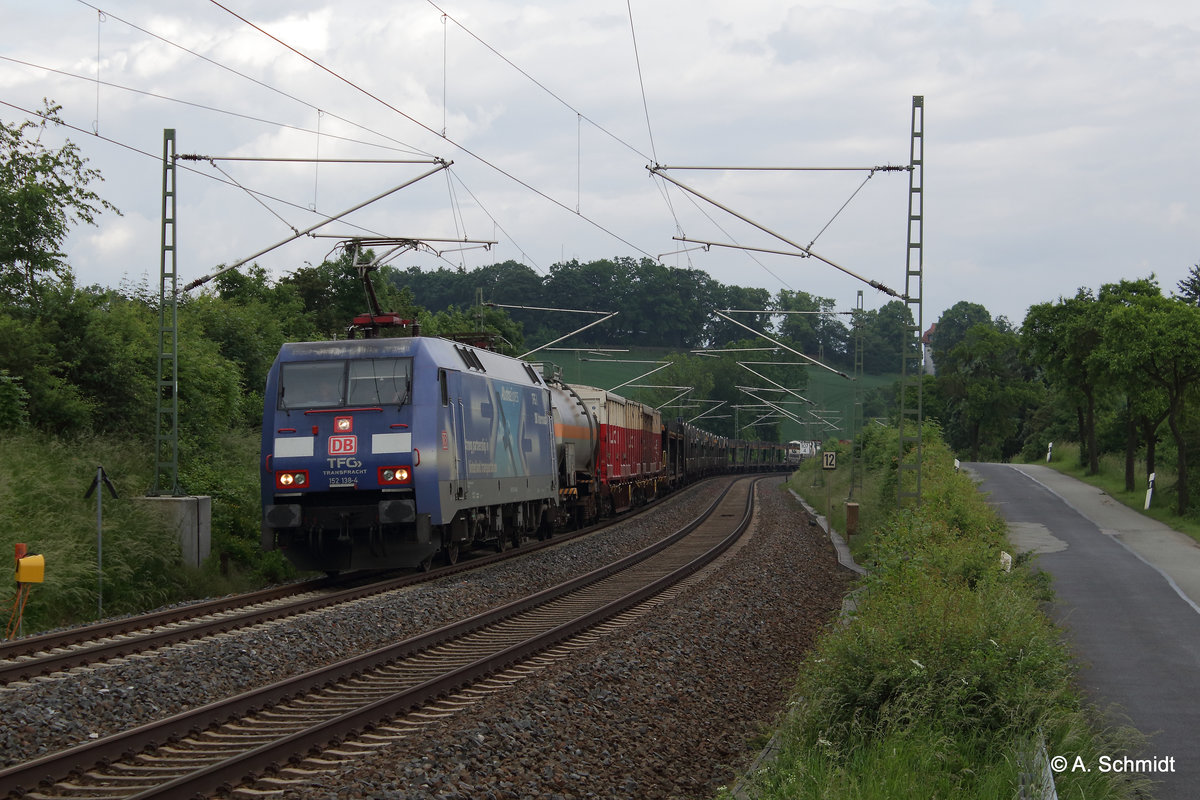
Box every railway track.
[0,483,695,686]
[0,475,759,800]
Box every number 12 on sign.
[823,451,837,471]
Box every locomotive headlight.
[379,466,411,485]
[335,416,353,432]
[275,470,309,490]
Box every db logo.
[329,435,357,455]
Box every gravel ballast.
[276,478,850,799]
[2,477,851,799]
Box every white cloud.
[3,0,1198,324]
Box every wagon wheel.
[494,530,508,553]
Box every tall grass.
[723,425,1147,799]
[0,431,183,631]
[0,430,292,634]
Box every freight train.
[260,335,788,573]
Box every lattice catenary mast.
[897,96,925,507]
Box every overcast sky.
[3,0,1198,327]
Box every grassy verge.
[1033,441,1200,543]
[1,429,293,635]
[722,424,1147,799]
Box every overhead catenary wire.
[4,68,504,277]
[183,160,451,291]
[652,166,902,298]
[0,53,429,158]
[205,0,657,263]
[737,362,813,405]
[520,312,620,360]
[487,303,613,316]
[31,2,908,317]
[55,3,843,292]
[626,0,659,165]
[660,180,795,289]
[654,164,911,172]
[28,4,620,274]
[715,310,849,379]
[203,158,300,236]
[0,98,388,243]
[426,0,652,163]
[73,0,436,158]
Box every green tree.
[281,250,418,337]
[934,324,1037,460]
[858,301,913,375]
[0,370,30,428]
[706,284,772,348]
[1095,278,1167,491]
[0,102,119,303]
[629,259,718,348]
[652,353,717,425]
[419,303,525,356]
[1105,293,1200,514]
[390,260,547,336]
[1023,291,1106,474]
[0,284,97,434]
[540,258,628,344]
[195,265,317,423]
[1177,262,1200,305]
[774,290,850,366]
[931,301,992,375]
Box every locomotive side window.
[347,358,412,406]
[279,361,346,409]
[439,369,449,406]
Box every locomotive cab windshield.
[278,357,412,410]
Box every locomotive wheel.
[419,553,434,572]
[495,531,507,553]
[444,542,460,566]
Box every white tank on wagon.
[546,380,599,485]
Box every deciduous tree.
[1104,293,1200,514]
[1023,291,1105,473]
[0,102,119,303]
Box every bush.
[0,428,297,634]
[738,424,1145,799]
[0,431,185,631]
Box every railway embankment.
[727,424,1148,800]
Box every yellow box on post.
[16,554,44,583]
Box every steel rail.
[0,482,699,684]
[0,578,332,666]
[161,481,758,800]
[0,478,756,799]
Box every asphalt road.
[968,463,1200,800]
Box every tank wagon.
[261,335,788,573]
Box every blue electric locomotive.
[261,336,558,572]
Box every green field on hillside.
[532,346,897,443]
